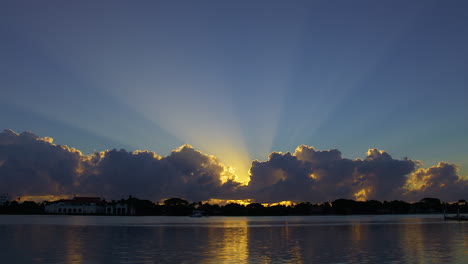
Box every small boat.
[444,208,468,221]
[190,210,205,217]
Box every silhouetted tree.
[383,200,410,214]
[164,198,189,207]
[332,199,357,214]
[246,203,265,215]
[198,203,221,215]
[320,202,332,214]
[222,203,246,216]
[164,198,191,215]
[293,202,313,215]
[267,205,290,216]
[413,198,443,213]
[1,196,464,216]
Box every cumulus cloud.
[0,129,466,202]
[243,146,463,203]
[0,129,86,196]
[403,162,468,201]
[80,145,242,201]
[352,149,417,201]
[245,151,316,202]
[0,129,241,201]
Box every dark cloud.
[0,130,241,201]
[0,129,85,196]
[244,151,316,202]
[294,146,356,201]
[0,129,466,202]
[80,145,242,201]
[243,146,458,203]
[403,162,468,201]
[352,149,417,201]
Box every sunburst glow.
[1,1,467,203]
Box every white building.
[105,203,135,216]
[45,196,135,215]
[45,197,105,214]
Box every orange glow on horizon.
[264,201,295,207]
[203,199,297,207]
[19,195,71,202]
[204,199,254,206]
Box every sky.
[1,1,467,202]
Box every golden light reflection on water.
[351,222,363,244]
[281,224,304,264]
[348,221,373,262]
[206,220,249,263]
[3,216,468,263]
[399,221,425,264]
[397,219,463,263]
[66,228,84,264]
[464,225,468,255]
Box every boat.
[190,210,205,217]
[444,208,468,221]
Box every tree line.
[0,197,466,216]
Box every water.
[0,215,466,263]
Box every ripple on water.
[0,215,467,263]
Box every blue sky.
[1,0,467,182]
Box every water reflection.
[398,218,461,263]
[281,224,304,264]
[65,228,83,264]
[400,219,428,263]
[0,215,467,263]
[246,220,305,263]
[205,219,249,263]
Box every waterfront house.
[45,196,135,215]
[45,196,104,214]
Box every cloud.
[403,162,468,201]
[244,151,316,202]
[80,145,242,201]
[352,149,417,201]
[243,146,457,203]
[0,129,466,202]
[0,129,86,196]
[0,130,241,201]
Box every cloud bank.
[0,129,466,202]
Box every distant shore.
[1,197,466,217]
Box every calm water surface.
[0,214,466,263]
